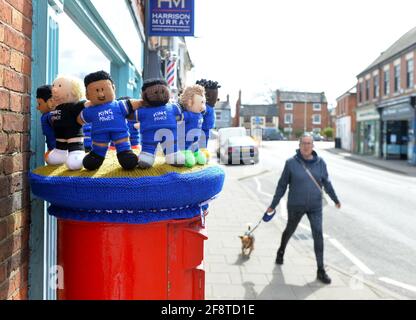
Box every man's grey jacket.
[270,149,340,210]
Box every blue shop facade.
[30,0,145,299]
[378,96,416,164]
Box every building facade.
[214,95,232,129]
[335,87,357,151]
[239,104,279,132]
[356,26,416,164]
[276,90,329,139]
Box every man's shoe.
[317,269,331,284]
[275,251,284,265]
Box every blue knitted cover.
[29,162,224,224]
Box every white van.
[217,127,247,157]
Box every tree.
[323,127,334,139]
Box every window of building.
[312,114,321,124]
[285,103,293,110]
[358,84,362,102]
[284,113,293,124]
[313,103,321,111]
[215,111,222,121]
[244,116,251,123]
[407,59,414,88]
[366,80,370,100]
[384,70,390,95]
[266,116,273,123]
[59,13,111,78]
[373,75,379,98]
[394,65,400,92]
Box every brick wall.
[278,101,330,134]
[0,0,32,300]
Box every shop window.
[266,116,273,123]
[59,13,111,79]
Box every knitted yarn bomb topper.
[134,79,185,168]
[195,79,221,107]
[178,84,207,167]
[142,78,170,106]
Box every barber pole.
[165,56,177,89]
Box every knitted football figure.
[178,84,207,167]
[77,71,138,170]
[132,78,185,169]
[36,85,56,160]
[196,79,221,159]
[46,75,87,170]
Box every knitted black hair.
[142,78,168,91]
[196,79,221,90]
[36,85,52,101]
[84,70,114,88]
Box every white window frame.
[313,103,321,111]
[312,114,321,124]
[284,113,293,124]
[284,103,293,110]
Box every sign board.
[148,0,195,36]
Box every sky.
[186,0,416,113]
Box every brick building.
[335,87,357,151]
[276,90,329,139]
[356,26,416,163]
[0,0,32,300]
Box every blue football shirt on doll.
[134,103,182,156]
[181,111,203,151]
[79,100,131,158]
[201,104,215,148]
[41,112,56,151]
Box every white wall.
[337,116,352,151]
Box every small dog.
[239,225,255,257]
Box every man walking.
[265,134,341,284]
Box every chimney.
[233,90,242,127]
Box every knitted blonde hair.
[55,75,86,101]
[179,84,205,109]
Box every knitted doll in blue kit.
[77,71,138,170]
[36,85,56,160]
[196,79,221,158]
[178,84,207,167]
[132,78,185,169]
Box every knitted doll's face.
[186,94,206,113]
[36,98,50,114]
[52,77,78,105]
[86,79,116,106]
[205,88,219,107]
[142,84,170,107]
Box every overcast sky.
[186,0,416,112]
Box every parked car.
[262,128,286,141]
[219,135,259,165]
[311,132,325,141]
[217,127,247,157]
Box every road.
[210,139,416,299]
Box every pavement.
[203,156,410,300]
[326,147,416,177]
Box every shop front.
[30,0,145,299]
[355,104,380,156]
[378,97,416,163]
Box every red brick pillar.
[0,0,33,300]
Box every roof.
[336,86,357,101]
[240,104,278,117]
[277,91,327,103]
[215,101,231,110]
[358,26,416,77]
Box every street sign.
[148,0,195,37]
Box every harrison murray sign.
[148,0,195,36]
